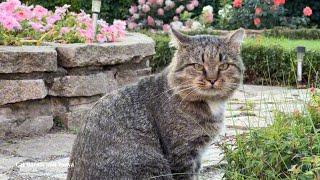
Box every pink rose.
[192,0,199,7]
[138,0,146,4]
[186,3,194,11]
[162,24,170,32]
[303,6,312,17]
[129,5,138,14]
[147,16,155,26]
[147,0,156,4]
[142,4,150,13]
[128,22,138,30]
[157,8,164,16]
[156,0,164,5]
[29,22,43,31]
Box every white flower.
[170,21,183,30]
[202,5,213,14]
[191,21,204,30]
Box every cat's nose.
[210,80,217,86]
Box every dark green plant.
[222,108,320,179]
[285,0,320,28]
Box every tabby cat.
[67,28,245,180]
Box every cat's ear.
[170,28,191,48]
[228,28,245,52]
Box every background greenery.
[141,30,320,86]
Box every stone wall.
[0,33,155,139]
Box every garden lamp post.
[92,0,102,42]
[296,46,305,87]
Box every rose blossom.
[142,4,150,13]
[129,5,137,15]
[156,0,164,5]
[157,8,164,16]
[273,0,285,6]
[254,17,261,26]
[233,0,242,8]
[147,16,155,26]
[128,22,138,30]
[192,0,199,7]
[138,0,146,4]
[162,24,170,32]
[147,0,156,4]
[303,6,312,17]
[186,3,195,11]
[14,6,32,21]
[255,7,262,15]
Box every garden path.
[0,85,310,180]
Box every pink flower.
[156,0,164,5]
[46,14,61,24]
[147,16,155,26]
[157,8,164,16]
[303,6,312,17]
[255,7,262,15]
[175,8,182,14]
[233,0,242,8]
[186,3,195,11]
[14,6,33,21]
[147,0,156,4]
[0,15,21,30]
[33,5,48,20]
[128,22,138,30]
[60,27,70,34]
[96,33,107,43]
[55,5,70,16]
[273,0,285,6]
[173,16,179,21]
[142,4,150,13]
[29,22,43,31]
[138,0,146,4]
[254,17,261,26]
[203,12,214,24]
[0,0,21,13]
[162,24,170,32]
[129,5,137,15]
[165,0,175,9]
[192,0,199,7]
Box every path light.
[296,46,305,87]
[92,0,102,42]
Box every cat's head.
[167,28,245,101]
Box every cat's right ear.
[170,28,191,48]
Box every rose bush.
[0,0,126,45]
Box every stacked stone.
[0,33,155,138]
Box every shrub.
[142,31,320,85]
[222,102,320,179]
[264,27,320,40]
[285,0,320,27]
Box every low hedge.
[142,32,320,85]
[264,27,320,40]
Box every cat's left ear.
[228,28,245,52]
[170,28,192,48]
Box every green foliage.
[141,31,320,85]
[243,37,320,85]
[285,0,320,27]
[21,0,133,23]
[264,27,320,40]
[222,107,320,179]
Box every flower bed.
[0,0,126,45]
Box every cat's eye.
[194,64,204,71]
[219,63,229,71]
[219,53,225,62]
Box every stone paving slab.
[0,85,312,179]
